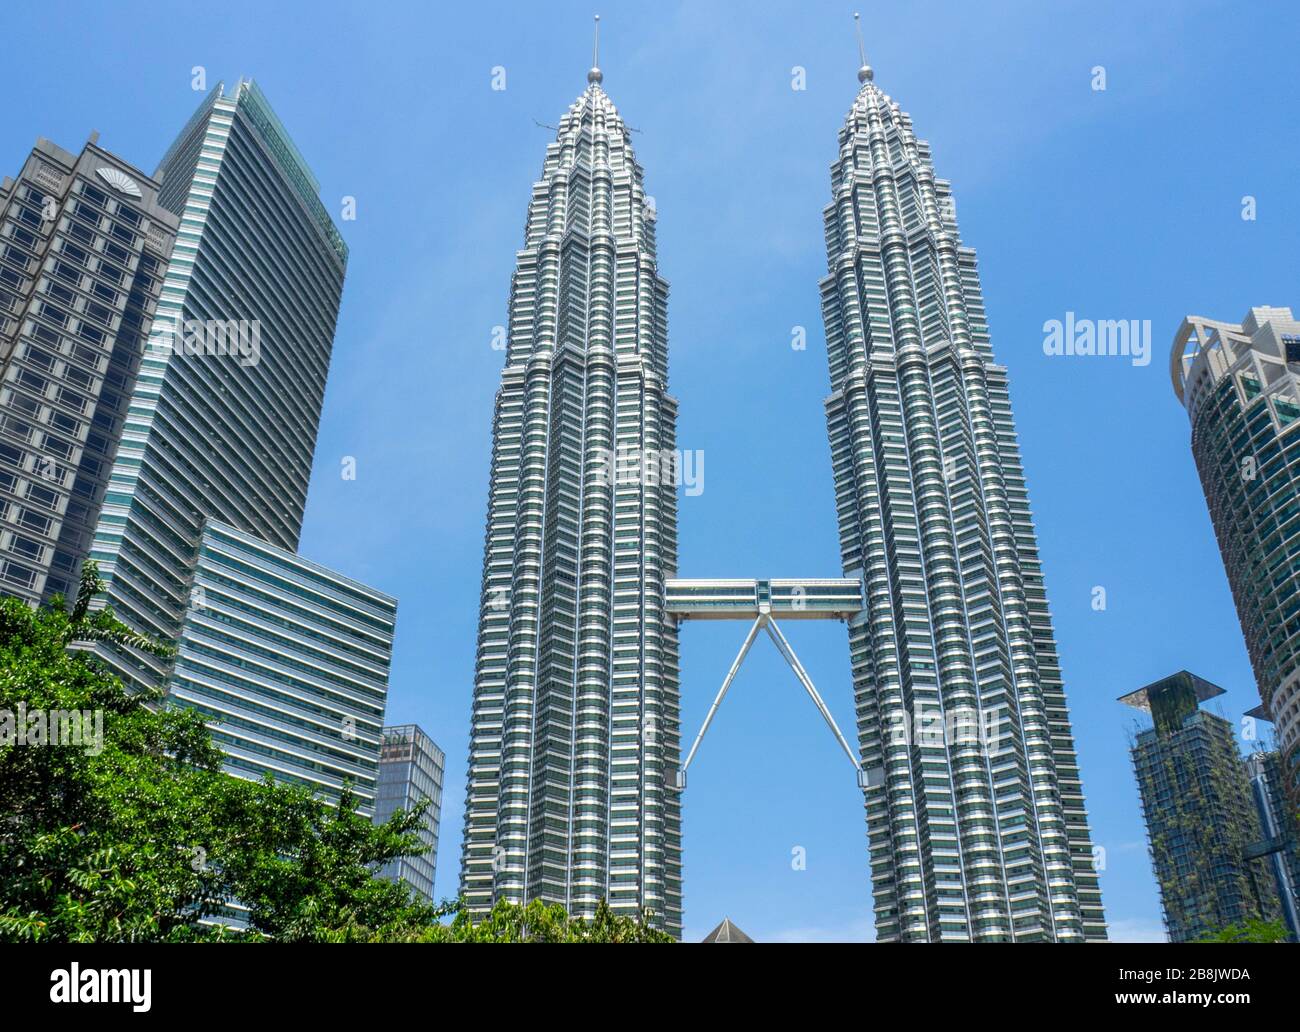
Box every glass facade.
[461,71,683,936]
[172,520,396,815]
[817,65,1106,940]
[34,85,402,821]
[0,138,176,603]
[1172,307,1300,803]
[86,80,348,693]
[1245,749,1300,938]
[375,724,445,903]
[665,577,863,620]
[1122,672,1282,942]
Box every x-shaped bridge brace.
[665,578,869,791]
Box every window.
[38,302,69,326]
[84,301,112,326]
[8,535,43,560]
[45,281,75,304]
[0,560,37,589]
[97,263,125,285]
[72,200,101,226]
[24,347,54,371]
[67,221,94,245]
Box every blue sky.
[8,0,1299,942]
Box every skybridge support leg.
[762,617,864,778]
[677,614,764,790]
[673,614,868,792]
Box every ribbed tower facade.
[461,70,682,936]
[819,61,1106,940]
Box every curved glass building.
[1172,306,1300,802]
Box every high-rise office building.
[1171,306,1300,803]
[87,79,349,693]
[35,84,400,817]
[460,58,683,935]
[0,136,176,604]
[1245,747,1300,938]
[375,724,445,903]
[1120,671,1282,942]
[173,520,396,815]
[815,45,1106,940]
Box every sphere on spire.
[588,14,602,84]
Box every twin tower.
[460,37,1108,942]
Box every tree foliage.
[342,897,675,943]
[0,564,671,944]
[0,564,226,941]
[1196,918,1290,943]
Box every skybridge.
[665,577,869,791]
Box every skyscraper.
[375,724,446,903]
[174,520,397,816]
[1171,306,1300,803]
[45,83,400,815]
[814,33,1106,940]
[0,136,177,604]
[461,51,683,935]
[1244,745,1300,938]
[88,80,349,694]
[1120,671,1282,942]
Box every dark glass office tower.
[1120,671,1282,942]
[0,136,176,603]
[817,47,1106,939]
[375,724,446,903]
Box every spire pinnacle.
[588,14,603,84]
[853,12,873,83]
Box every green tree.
[0,563,674,944]
[344,897,674,943]
[1196,917,1290,943]
[212,779,439,942]
[0,563,430,943]
[0,562,229,941]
